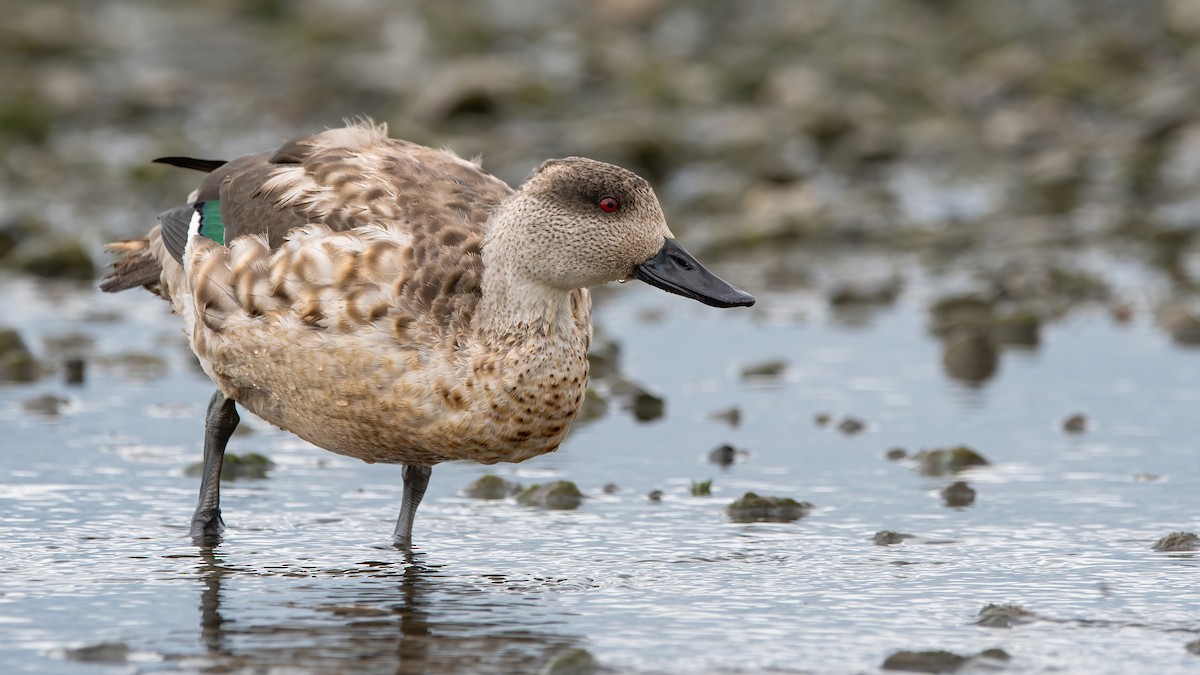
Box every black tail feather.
[153,156,227,173]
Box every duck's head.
[495,157,754,308]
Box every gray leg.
[393,465,433,549]
[191,390,239,545]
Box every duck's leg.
[393,465,433,549]
[191,390,239,544]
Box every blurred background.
[3,0,1200,335]
[3,1,1200,673]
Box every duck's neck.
[476,251,576,340]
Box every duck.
[101,121,754,548]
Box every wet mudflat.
[1,266,1197,674]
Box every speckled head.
[490,157,755,308]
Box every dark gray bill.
[633,238,755,308]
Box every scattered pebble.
[690,479,713,497]
[913,446,990,476]
[880,649,967,673]
[22,394,68,416]
[886,447,908,461]
[64,357,85,385]
[185,452,274,481]
[575,388,608,423]
[463,474,522,500]
[740,359,787,379]
[941,328,999,383]
[726,492,813,523]
[15,239,95,280]
[0,327,38,382]
[540,647,599,675]
[1062,413,1087,434]
[975,603,1036,628]
[647,490,663,503]
[517,481,583,510]
[940,481,976,508]
[64,642,129,664]
[629,389,665,422]
[1151,531,1200,552]
[837,416,866,435]
[708,444,737,467]
[601,483,619,494]
[814,412,832,427]
[708,406,742,427]
[873,530,914,546]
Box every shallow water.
[1,272,1198,674]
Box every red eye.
[598,196,620,213]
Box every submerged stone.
[464,474,522,500]
[540,647,598,675]
[690,479,713,497]
[186,452,275,481]
[629,389,665,422]
[1186,639,1200,655]
[914,446,990,476]
[941,481,976,507]
[881,649,967,673]
[886,447,908,461]
[1062,413,1087,434]
[517,481,583,510]
[575,388,608,423]
[16,239,95,280]
[741,359,787,379]
[838,416,866,435]
[1151,531,1200,552]
[814,412,832,427]
[975,603,1036,628]
[727,492,813,523]
[0,327,37,382]
[708,406,742,427]
[708,443,737,467]
[65,642,130,664]
[22,394,67,416]
[941,328,999,383]
[647,489,663,503]
[874,530,914,546]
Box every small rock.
[837,416,866,435]
[186,452,275,481]
[975,603,1036,628]
[1186,638,1200,655]
[941,328,999,383]
[827,279,901,307]
[15,239,95,280]
[727,492,813,523]
[576,388,608,423]
[913,446,990,476]
[98,351,168,380]
[690,479,713,497]
[1151,531,1200,552]
[463,474,522,500]
[586,338,621,380]
[517,481,583,510]
[0,327,37,382]
[941,481,976,507]
[814,413,832,427]
[22,394,68,416]
[881,649,967,673]
[741,359,787,379]
[708,406,742,427]
[990,313,1040,347]
[64,357,86,385]
[65,642,129,664]
[647,489,663,503]
[601,483,619,494]
[708,444,737,467]
[1062,413,1087,434]
[540,647,599,675]
[873,530,914,546]
[629,389,665,422]
[886,447,908,461]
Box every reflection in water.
[192,548,584,674]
